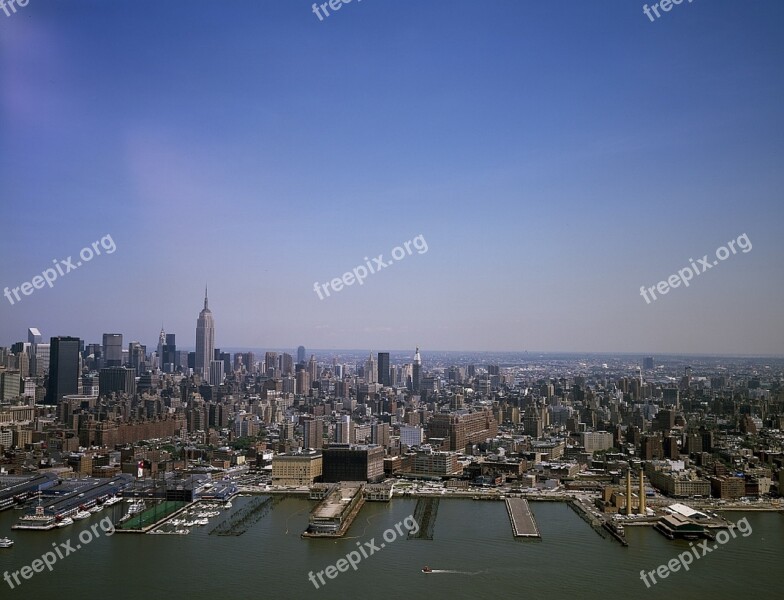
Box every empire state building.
[195,286,215,377]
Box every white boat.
[56,517,74,528]
[128,501,145,515]
[0,538,13,548]
[223,502,232,509]
[90,505,105,513]
[104,496,122,506]
[197,518,208,526]
[73,511,92,520]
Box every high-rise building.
[335,415,352,444]
[195,287,215,377]
[400,425,424,447]
[364,352,377,384]
[643,356,654,370]
[209,360,224,386]
[128,342,147,374]
[308,355,318,383]
[265,352,278,377]
[102,333,123,367]
[371,422,390,448]
[98,366,136,398]
[161,334,176,372]
[297,346,306,364]
[377,352,390,387]
[303,416,322,449]
[45,337,80,405]
[412,347,422,393]
[281,353,294,376]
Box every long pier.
[505,498,540,538]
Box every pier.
[303,483,365,538]
[505,498,540,538]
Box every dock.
[303,483,365,538]
[505,498,540,538]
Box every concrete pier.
[505,498,540,538]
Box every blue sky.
[1,0,782,355]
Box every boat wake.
[426,569,485,575]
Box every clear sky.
[1,0,782,355]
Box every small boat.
[90,505,104,513]
[0,538,13,548]
[73,511,92,520]
[223,502,232,509]
[104,496,122,506]
[422,566,432,574]
[56,517,74,528]
[128,501,145,515]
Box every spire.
[204,284,209,310]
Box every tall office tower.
[308,355,318,383]
[265,352,278,377]
[156,327,166,369]
[102,333,123,367]
[281,353,294,376]
[487,364,500,376]
[296,369,311,395]
[27,327,42,346]
[365,352,378,384]
[209,360,224,386]
[245,352,256,374]
[334,364,343,378]
[98,366,137,398]
[370,422,390,448]
[33,343,52,377]
[297,346,306,364]
[161,334,176,372]
[412,347,422,393]
[303,416,322,449]
[27,327,41,374]
[45,337,80,405]
[195,287,215,377]
[377,352,390,387]
[335,415,353,444]
[128,342,147,374]
[643,356,654,370]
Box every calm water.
[1,498,780,599]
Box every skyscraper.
[412,347,422,393]
[377,352,390,387]
[102,333,123,367]
[161,334,176,372]
[364,352,377,384]
[45,336,80,405]
[195,287,215,377]
[297,346,306,364]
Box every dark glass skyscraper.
[45,336,80,405]
[377,352,390,386]
[297,345,306,364]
